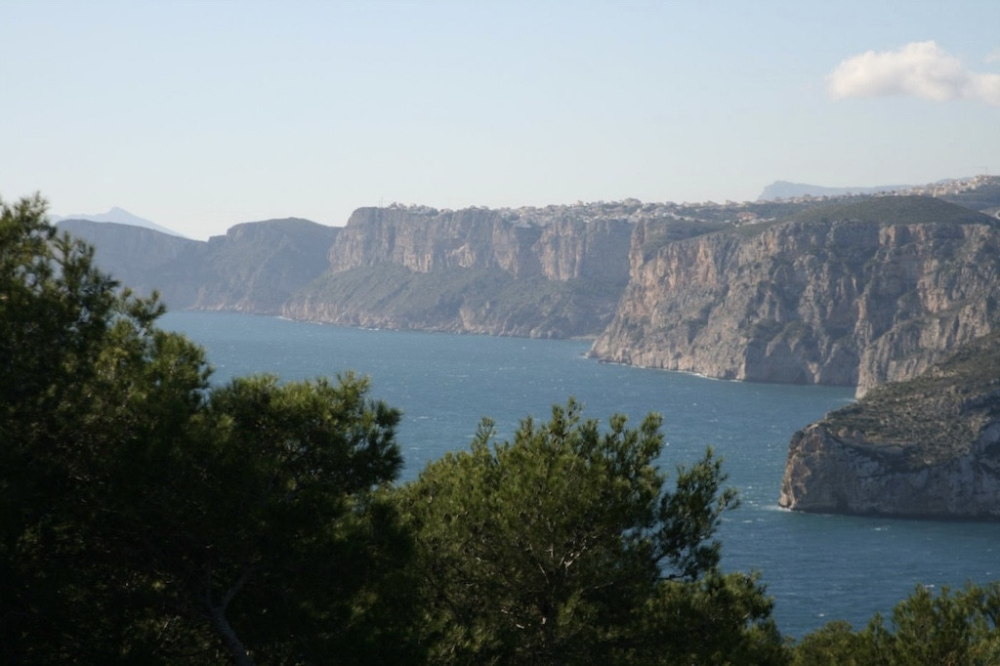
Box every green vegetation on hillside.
[784,195,997,227]
[822,328,1000,469]
[638,217,731,259]
[292,264,624,337]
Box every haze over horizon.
[3,0,998,240]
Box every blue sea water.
[161,310,1000,639]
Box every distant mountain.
[49,207,185,238]
[57,217,339,314]
[757,181,912,201]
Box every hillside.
[192,218,339,313]
[55,220,209,309]
[58,217,339,314]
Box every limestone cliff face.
[283,207,632,337]
[327,207,631,284]
[780,330,1000,519]
[328,207,531,275]
[590,198,1000,395]
[779,422,1000,519]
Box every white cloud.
[827,41,1000,107]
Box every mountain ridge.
[50,207,185,238]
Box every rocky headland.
[779,329,1000,519]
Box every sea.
[161,310,1000,640]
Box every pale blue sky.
[2,0,998,239]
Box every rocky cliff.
[590,196,1000,395]
[324,206,632,284]
[779,329,1000,519]
[282,206,633,337]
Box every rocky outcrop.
[590,197,1000,395]
[282,206,633,338]
[780,330,1000,519]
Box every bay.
[161,310,1000,639]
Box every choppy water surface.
[162,311,1000,638]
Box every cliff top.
[785,195,998,227]
[354,175,1000,239]
[821,330,1000,469]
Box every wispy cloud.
[827,41,1000,107]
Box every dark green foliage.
[0,193,172,662]
[792,583,1000,665]
[0,196,417,664]
[400,400,785,664]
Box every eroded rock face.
[590,201,1000,395]
[329,207,631,284]
[282,207,633,338]
[780,423,1000,519]
[780,331,1000,519]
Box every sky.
[2,1,999,240]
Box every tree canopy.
[399,401,785,665]
[0,195,417,664]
